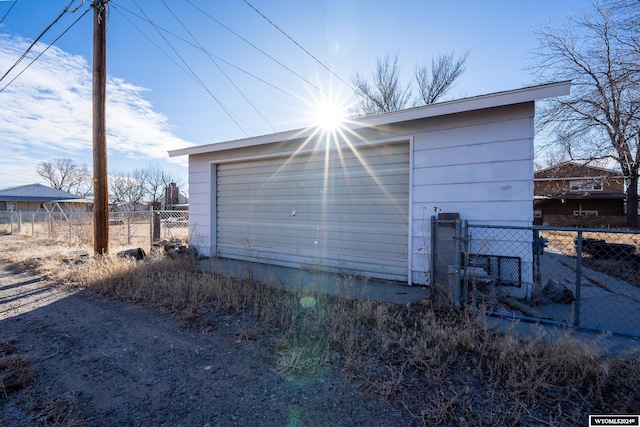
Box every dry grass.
[28,392,88,427]
[543,229,640,250]
[0,338,36,399]
[1,236,639,425]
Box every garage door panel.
[217,169,409,189]
[217,212,408,226]
[217,244,409,279]
[217,224,409,246]
[219,157,408,178]
[217,203,408,216]
[219,145,409,172]
[216,142,410,281]
[218,186,408,204]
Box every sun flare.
[312,98,348,133]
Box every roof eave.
[168,81,571,158]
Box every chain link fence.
[432,217,640,337]
[0,209,189,253]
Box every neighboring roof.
[535,161,623,180]
[51,198,94,204]
[169,81,571,158]
[0,184,80,202]
[534,193,627,201]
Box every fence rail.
[432,217,640,337]
[0,209,189,253]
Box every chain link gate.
[430,215,465,308]
[431,216,640,337]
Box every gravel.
[0,261,415,426]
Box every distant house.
[169,81,571,299]
[163,183,189,210]
[0,184,82,212]
[534,162,626,227]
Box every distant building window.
[573,210,598,216]
[570,180,603,191]
[533,210,542,219]
[6,202,16,211]
[0,201,5,211]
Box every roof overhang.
[0,196,80,202]
[169,81,571,158]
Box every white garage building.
[169,82,570,294]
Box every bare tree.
[532,0,640,227]
[109,164,183,212]
[351,53,412,116]
[141,163,181,210]
[415,51,469,104]
[109,170,146,212]
[351,52,468,117]
[533,148,571,171]
[36,159,91,197]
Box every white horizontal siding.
[414,159,533,185]
[413,180,531,203]
[413,116,533,151]
[410,103,535,290]
[413,138,532,168]
[187,155,213,255]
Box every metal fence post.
[31,212,35,236]
[9,212,14,234]
[454,219,462,304]
[574,230,583,328]
[461,220,469,302]
[149,208,153,251]
[430,215,436,291]
[18,211,22,234]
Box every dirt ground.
[0,260,414,426]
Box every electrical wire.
[242,0,353,92]
[0,6,91,93]
[110,3,195,83]
[130,0,250,137]
[161,0,276,133]
[0,0,17,26]
[184,0,328,96]
[112,1,299,100]
[0,0,84,83]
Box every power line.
[0,0,84,84]
[0,5,90,93]
[184,0,328,96]
[111,1,300,101]
[242,0,354,93]
[110,4,194,82]
[130,0,250,137]
[113,2,259,134]
[0,0,17,26]
[160,0,276,133]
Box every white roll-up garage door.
[215,141,409,281]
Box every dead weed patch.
[0,338,36,398]
[0,237,639,425]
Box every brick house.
[534,162,626,227]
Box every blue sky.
[0,0,588,191]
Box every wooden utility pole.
[92,0,108,254]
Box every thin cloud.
[0,33,192,187]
